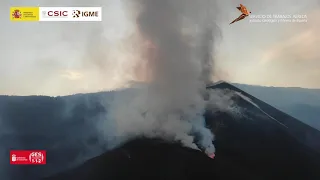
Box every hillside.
[232,83,320,130]
[43,82,320,180]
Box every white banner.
[39,7,102,21]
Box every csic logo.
[42,10,68,17]
[72,10,99,18]
[12,9,22,19]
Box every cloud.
[254,8,320,88]
[260,29,319,64]
[0,0,137,96]
[60,70,84,80]
[260,9,320,65]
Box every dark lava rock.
[44,82,320,180]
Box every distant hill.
[232,83,320,130]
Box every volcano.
[44,81,320,180]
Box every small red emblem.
[12,9,22,19]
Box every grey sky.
[1,0,319,96]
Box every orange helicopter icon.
[230,4,251,25]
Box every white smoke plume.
[99,0,223,156]
[206,89,242,116]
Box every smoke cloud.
[99,0,222,155]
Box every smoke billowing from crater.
[100,0,222,156]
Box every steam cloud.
[100,0,222,155]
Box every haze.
[1,0,319,96]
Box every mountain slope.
[232,83,320,130]
[210,82,320,152]
[205,82,320,179]
[44,138,222,180]
[44,82,320,180]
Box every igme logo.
[72,10,99,18]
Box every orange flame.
[209,153,215,159]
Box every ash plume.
[100,0,222,156]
